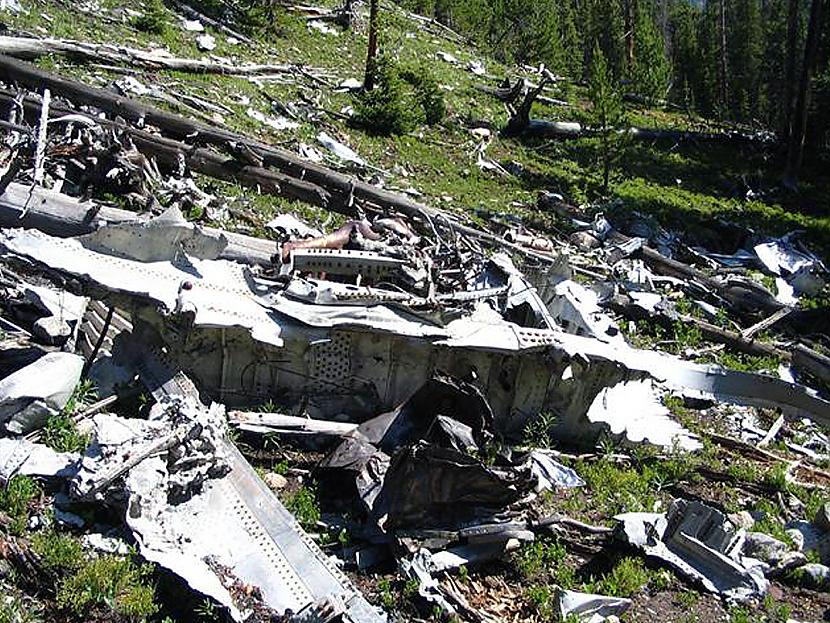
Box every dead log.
[511,118,774,145]
[501,81,773,145]
[0,57,563,263]
[0,182,278,266]
[677,313,787,360]
[0,89,332,212]
[629,242,784,315]
[170,0,254,44]
[504,77,549,136]
[0,36,301,76]
[0,56,431,219]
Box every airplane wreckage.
[0,57,829,623]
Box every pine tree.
[588,43,626,192]
[729,0,764,121]
[631,8,671,102]
[669,1,703,109]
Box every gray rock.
[730,511,756,531]
[795,563,830,589]
[263,472,287,490]
[814,502,830,533]
[744,531,790,564]
[569,230,602,250]
[786,519,830,564]
[31,316,71,346]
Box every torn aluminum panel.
[585,380,702,451]
[400,549,457,617]
[523,450,585,491]
[0,228,284,347]
[0,351,83,434]
[370,442,529,531]
[6,226,830,441]
[489,253,556,330]
[553,587,631,623]
[316,131,365,166]
[129,346,386,623]
[22,282,87,324]
[547,280,626,346]
[72,399,230,503]
[754,234,828,295]
[80,206,228,262]
[421,540,524,574]
[0,438,78,482]
[616,499,768,601]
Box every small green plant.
[131,0,169,35]
[677,590,699,608]
[377,578,396,610]
[584,557,650,597]
[523,411,557,449]
[31,530,85,572]
[0,475,39,535]
[752,501,794,547]
[525,584,556,620]
[354,56,445,136]
[761,464,789,492]
[457,564,469,584]
[403,578,420,598]
[0,594,40,623]
[62,379,97,416]
[41,413,90,453]
[56,554,159,619]
[650,568,673,591]
[283,484,320,530]
[762,594,792,623]
[578,458,657,516]
[195,598,220,621]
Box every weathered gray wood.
[0,36,298,75]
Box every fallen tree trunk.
[0,182,278,266]
[0,89,333,212]
[503,83,774,145]
[0,36,302,76]
[509,117,775,145]
[170,0,254,44]
[0,55,430,219]
[0,57,562,263]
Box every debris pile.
[0,46,827,623]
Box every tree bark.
[0,36,301,75]
[625,0,636,71]
[783,0,824,188]
[718,0,729,114]
[783,0,800,140]
[364,0,380,90]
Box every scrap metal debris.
[616,499,769,601]
[0,44,828,623]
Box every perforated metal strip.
[135,342,385,622]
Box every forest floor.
[1,1,829,622]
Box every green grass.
[282,484,321,530]
[0,593,41,623]
[31,530,86,573]
[583,557,651,598]
[56,554,159,620]
[0,476,40,536]
[41,379,96,453]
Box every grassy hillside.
[4,0,829,257]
